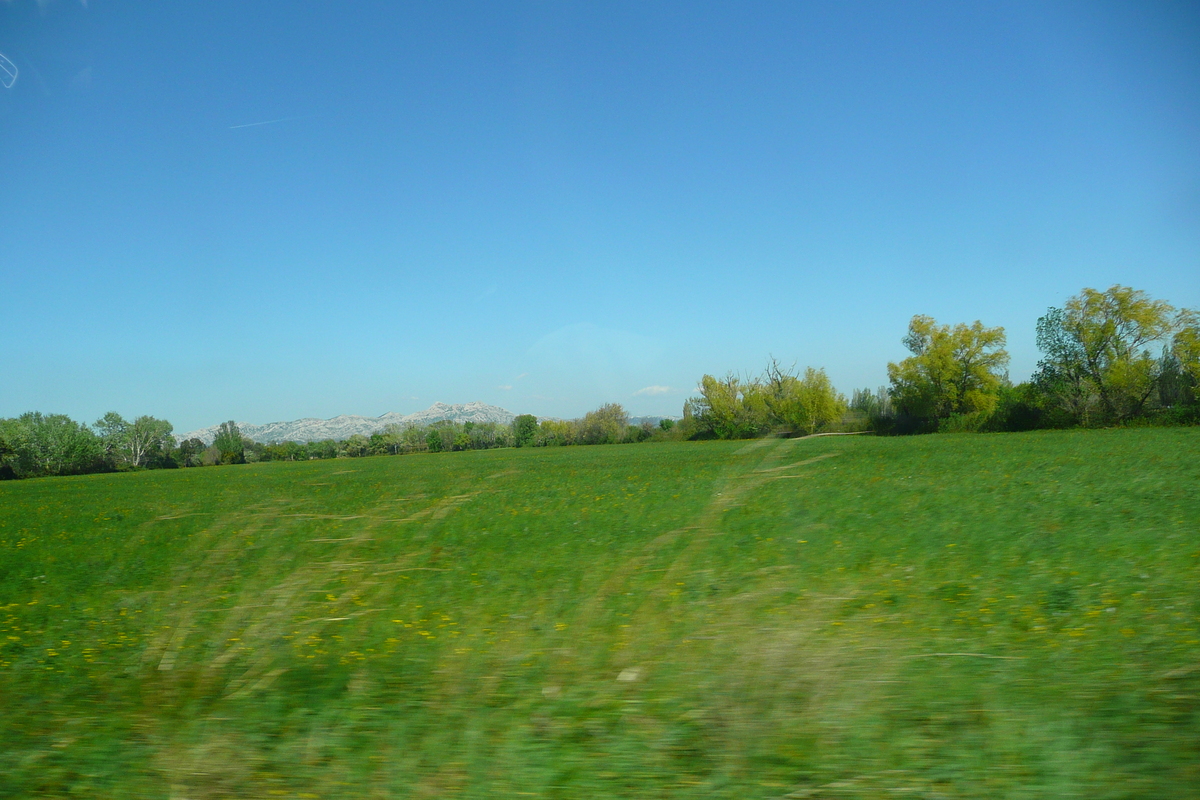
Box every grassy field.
[1,429,1198,799]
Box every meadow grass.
[0,428,1197,798]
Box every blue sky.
[2,1,1197,433]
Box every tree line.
[683,285,1199,439]
[0,403,675,480]
[3,285,1195,480]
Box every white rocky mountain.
[179,401,516,444]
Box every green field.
[1,429,1198,798]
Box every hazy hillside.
[180,401,516,444]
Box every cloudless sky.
[2,0,1197,433]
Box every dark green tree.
[513,414,537,447]
[213,421,246,465]
[177,438,206,467]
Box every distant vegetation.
[2,284,1196,481]
[683,284,1198,439]
[0,405,676,480]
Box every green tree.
[177,437,207,467]
[764,362,846,435]
[1034,286,1191,422]
[535,419,575,446]
[307,439,338,460]
[887,316,1009,422]
[512,414,538,447]
[425,429,444,453]
[281,441,307,461]
[578,403,629,445]
[213,421,246,465]
[468,421,509,450]
[1033,307,1096,423]
[2,412,101,477]
[94,412,174,469]
[377,423,406,455]
[0,430,15,480]
[848,386,894,432]
[242,440,266,463]
[692,374,770,439]
[1170,312,1200,404]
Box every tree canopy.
[1034,285,1190,423]
[512,414,537,447]
[887,315,1009,423]
[94,412,174,469]
[213,421,246,465]
[688,363,846,439]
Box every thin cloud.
[498,385,513,391]
[516,373,528,380]
[634,385,671,396]
[228,116,303,130]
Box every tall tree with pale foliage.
[887,315,1009,421]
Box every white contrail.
[0,52,17,89]
[227,116,301,130]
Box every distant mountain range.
[629,416,678,428]
[179,402,516,444]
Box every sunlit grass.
[1,429,1197,797]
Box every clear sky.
[2,1,1197,433]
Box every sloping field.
[1,429,1198,798]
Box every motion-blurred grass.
[1,428,1197,798]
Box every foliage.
[341,434,371,458]
[977,382,1060,432]
[0,412,102,478]
[1,431,1198,796]
[535,418,576,446]
[887,315,1009,423]
[213,421,246,465]
[763,361,847,435]
[690,364,846,439]
[513,414,538,447]
[578,403,630,445]
[176,437,207,467]
[690,373,771,439]
[1034,285,1191,423]
[93,412,174,469]
[848,386,895,433]
[1170,311,1200,401]
[1033,307,1097,424]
